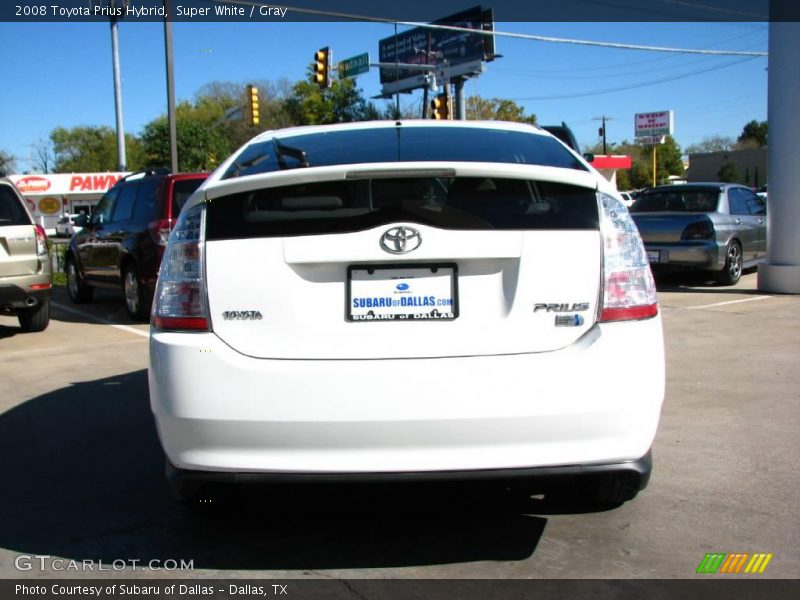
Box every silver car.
[630,183,767,285]
[0,178,52,331]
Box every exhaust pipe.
[25,297,38,307]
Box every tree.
[736,120,767,148]
[718,162,740,183]
[140,103,234,172]
[284,69,379,126]
[30,138,55,173]
[466,96,536,123]
[583,137,684,189]
[0,149,15,176]
[51,126,145,172]
[685,135,735,155]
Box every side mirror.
[583,153,595,163]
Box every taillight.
[34,225,48,257]
[598,193,658,323]
[681,219,714,240]
[152,204,210,331]
[148,218,174,246]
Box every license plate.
[347,264,458,322]
[647,250,661,263]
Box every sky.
[0,17,769,173]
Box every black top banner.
[2,0,798,22]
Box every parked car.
[65,169,207,320]
[0,178,52,332]
[630,183,767,285]
[149,121,665,506]
[54,213,84,238]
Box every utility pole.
[109,1,127,171]
[593,115,613,155]
[163,0,178,173]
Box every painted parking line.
[684,296,773,311]
[51,301,150,338]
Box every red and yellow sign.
[38,196,62,215]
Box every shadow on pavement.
[0,369,626,571]
[653,268,760,294]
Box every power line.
[215,1,768,57]
[511,56,758,101]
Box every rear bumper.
[167,450,652,491]
[644,241,724,270]
[0,280,52,311]
[149,315,665,476]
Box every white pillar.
[758,21,800,293]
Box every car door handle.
[758,219,765,224]
[735,218,742,225]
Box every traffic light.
[313,47,331,89]
[430,94,449,120]
[247,84,260,126]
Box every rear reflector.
[600,304,659,322]
[29,283,52,291]
[153,316,210,331]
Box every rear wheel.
[18,299,50,332]
[123,264,151,322]
[715,240,742,285]
[66,255,93,303]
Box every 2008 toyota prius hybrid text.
[148,120,665,505]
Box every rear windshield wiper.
[274,140,310,169]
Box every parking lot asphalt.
[0,271,797,580]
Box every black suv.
[65,169,207,321]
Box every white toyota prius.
[148,120,664,505]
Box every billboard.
[635,111,674,138]
[378,6,494,95]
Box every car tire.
[66,255,93,303]
[123,263,151,322]
[715,240,743,286]
[18,299,50,333]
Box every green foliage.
[584,136,684,189]
[718,162,740,183]
[140,101,235,172]
[737,120,767,147]
[51,126,145,172]
[466,96,536,123]
[284,69,380,126]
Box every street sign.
[635,111,674,138]
[338,53,370,79]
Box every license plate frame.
[347,263,459,322]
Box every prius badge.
[380,226,422,255]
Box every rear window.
[171,178,205,217]
[222,127,587,179]
[206,177,599,241]
[0,185,31,225]
[631,189,720,213]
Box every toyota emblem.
[380,226,422,254]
